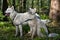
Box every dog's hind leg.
[37,27,44,37]
[28,24,33,34]
[15,25,19,37]
[19,25,23,37]
[31,26,36,39]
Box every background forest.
[0,0,60,40]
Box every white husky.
[5,6,39,37]
[29,16,49,38]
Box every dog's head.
[29,8,36,15]
[5,6,14,16]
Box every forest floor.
[0,21,60,40]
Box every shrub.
[0,10,5,21]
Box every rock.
[48,33,59,37]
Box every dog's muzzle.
[5,13,10,16]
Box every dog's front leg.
[19,25,23,37]
[15,25,19,37]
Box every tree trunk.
[49,0,60,27]
[3,0,8,14]
[1,0,3,10]
[23,0,26,12]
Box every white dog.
[5,6,39,38]
[5,6,49,38]
[30,16,49,38]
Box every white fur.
[5,6,38,38]
[5,6,49,38]
[28,16,49,38]
[35,17,48,37]
[41,19,50,24]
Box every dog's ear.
[8,6,10,8]
[11,6,14,9]
[29,8,32,10]
[34,8,36,11]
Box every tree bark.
[49,0,60,27]
[0,0,3,10]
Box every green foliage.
[40,28,46,34]
[0,21,60,40]
[0,11,5,21]
[40,14,49,19]
[0,0,3,10]
[40,27,48,38]
[7,0,13,6]
[6,0,50,13]
[22,24,30,33]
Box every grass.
[0,21,60,40]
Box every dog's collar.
[12,14,16,20]
[24,15,37,22]
[20,19,33,25]
[24,19,33,22]
[11,11,17,20]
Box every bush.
[0,10,5,21]
[40,13,49,19]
